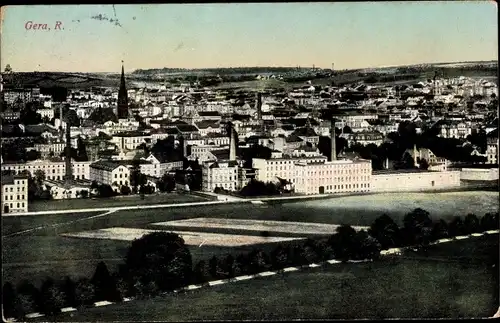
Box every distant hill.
[2,72,119,89]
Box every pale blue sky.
[1,2,497,72]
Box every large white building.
[202,160,239,192]
[371,170,461,192]
[294,159,372,195]
[89,161,131,186]
[1,160,91,180]
[1,175,28,214]
[486,132,499,164]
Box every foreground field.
[28,193,208,212]
[3,191,498,287]
[46,235,499,320]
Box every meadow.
[41,234,499,320]
[3,191,498,288]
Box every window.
[17,195,19,200]
[22,203,24,207]
[17,203,19,208]
[10,188,13,192]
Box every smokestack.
[65,121,73,182]
[229,123,236,161]
[413,144,418,166]
[59,105,64,141]
[331,118,337,161]
[256,92,262,121]
[182,136,187,157]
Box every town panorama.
[1,3,499,322]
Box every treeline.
[3,210,498,320]
[132,67,310,75]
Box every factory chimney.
[256,92,262,121]
[59,104,64,141]
[181,136,187,158]
[331,118,337,161]
[229,123,237,161]
[64,119,73,182]
[413,143,418,166]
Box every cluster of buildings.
[1,64,498,213]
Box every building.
[486,130,499,164]
[202,160,239,192]
[1,160,91,180]
[294,159,372,195]
[252,155,328,187]
[371,169,460,192]
[1,175,28,213]
[111,131,152,151]
[89,160,131,186]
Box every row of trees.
[3,209,498,319]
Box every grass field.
[44,235,499,320]
[3,191,497,289]
[28,193,208,212]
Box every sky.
[1,2,497,73]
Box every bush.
[16,281,40,317]
[120,185,131,195]
[74,278,95,308]
[39,277,66,316]
[122,232,193,293]
[91,261,122,302]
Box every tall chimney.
[413,143,418,166]
[182,136,187,157]
[65,121,73,182]
[256,92,262,121]
[229,123,236,161]
[331,118,337,161]
[59,104,64,141]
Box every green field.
[42,235,498,320]
[2,191,498,287]
[28,193,209,212]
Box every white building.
[89,161,131,186]
[202,160,239,192]
[371,170,460,192]
[37,108,55,120]
[486,132,499,164]
[1,175,28,213]
[294,159,372,195]
[1,160,91,180]
[111,131,152,151]
[252,155,329,187]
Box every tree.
[61,276,77,308]
[91,261,121,302]
[39,277,66,316]
[247,249,270,274]
[74,278,95,309]
[463,213,480,234]
[158,174,176,193]
[448,216,465,237]
[431,219,449,240]
[15,281,40,318]
[5,63,12,73]
[80,190,89,198]
[480,212,499,231]
[368,214,401,249]
[120,185,131,195]
[34,169,46,184]
[402,208,433,245]
[331,224,358,261]
[193,260,211,284]
[419,158,429,170]
[3,282,23,319]
[355,230,382,260]
[122,232,193,293]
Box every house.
[89,160,131,186]
[202,160,239,192]
[486,129,499,164]
[1,174,28,213]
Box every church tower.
[117,61,129,120]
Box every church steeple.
[117,61,129,119]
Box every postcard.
[1,2,499,321]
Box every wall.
[460,168,499,181]
[371,171,461,193]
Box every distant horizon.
[2,3,497,73]
[7,59,499,75]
